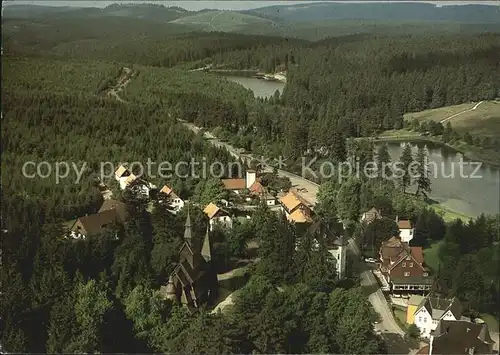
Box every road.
[106,67,132,103]
[111,70,409,352]
[179,118,410,350]
[440,101,484,123]
[179,119,320,205]
[348,239,405,337]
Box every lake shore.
[370,130,500,168]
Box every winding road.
[111,67,412,353]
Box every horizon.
[3,0,499,11]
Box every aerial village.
[63,165,496,352]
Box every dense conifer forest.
[2,8,499,353]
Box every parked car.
[365,257,377,263]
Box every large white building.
[306,220,347,280]
[397,217,415,244]
[413,296,463,338]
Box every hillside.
[170,10,276,32]
[404,100,500,139]
[2,3,191,22]
[248,3,500,23]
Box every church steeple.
[201,226,212,262]
[184,205,192,247]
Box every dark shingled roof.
[98,199,126,223]
[431,320,495,354]
[73,209,119,236]
[417,296,463,320]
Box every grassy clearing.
[423,240,443,273]
[393,307,409,330]
[404,100,500,138]
[404,102,477,123]
[447,101,500,138]
[428,202,471,223]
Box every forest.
[2,13,500,354]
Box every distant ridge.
[245,2,500,23]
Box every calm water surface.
[224,76,285,99]
[383,141,499,217]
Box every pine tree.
[376,143,392,178]
[399,143,414,193]
[415,146,431,198]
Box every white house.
[115,165,132,190]
[306,220,347,280]
[159,185,184,213]
[328,236,347,280]
[397,217,415,244]
[413,296,463,338]
[203,202,232,231]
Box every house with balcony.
[379,236,433,294]
[411,295,465,338]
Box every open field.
[404,100,500,138]
[171,10,275,32]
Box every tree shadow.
[379,333,415,354]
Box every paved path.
[348,239,405,337]
[113,77,409,352]
[440,101,483,123]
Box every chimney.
[246,170,256,189]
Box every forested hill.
[248,2,500,23]
[3,2,500,41]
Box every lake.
[222,75,499,218]
[383,141,500,217]
[222,75,285,99]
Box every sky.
[3,0,499,11]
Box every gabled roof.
[417,296,463,320]
[72,209,119,236]
[203,203,228,219]
[160,185,173,195]
[380,237,425,270]
[280,190,310,212]
[249,181,265,195]
[390,247,426,271]
[221,178,246,190]
[160,185,180,200]
[431,320,494,354]
[123,173,138,186]
[98,199,126,223]
[287,208,313,223]
[115,165,129,178]
[397,219,412,229]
